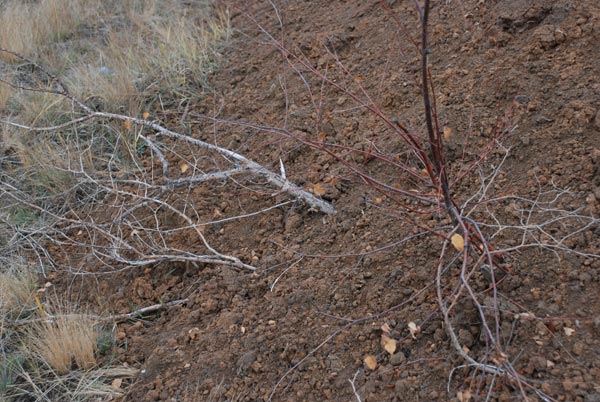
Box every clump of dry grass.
[0,260,37,397]
[69,4,230,113]
[28,314,98,375]
[0,293,131,401]
[5,134,76,196]
[0,261,37,319]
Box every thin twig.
[10,299,188,327]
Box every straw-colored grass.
[0,261,37,319]
[0,0,98,60]
[0,1,228,399]
[0,81,11,110]
[0,0,230,196]
[0,0,230,116]
[0,260,37,396]
[28,315,98,375]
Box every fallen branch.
[10,299,189,328]
[0,47,334,276]
[0,46,334,215]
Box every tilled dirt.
[49,1,600,401]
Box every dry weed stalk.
[11,298,188,328]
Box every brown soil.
[50,1,600,401]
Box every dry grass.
[28,314,98,375]
[0,1,228,399]
[0,0,97,60]
[0,81,11,110]
[6,360,139,401]
[8,135,76,195]
[66,3,230,111]
[0,0,230,116]
[0,297,130,401]
[0,261,37,319]
[0,0,229,196]
[0,260,37,398]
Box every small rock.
[515,94,529,104]
[584,393,600,402]
[562,380,575,393]
[535,321,548,336]
[317,183,340,201]
[187,328,201,341]
[321,120,337,137]
[593,316,600,332]
[579,272,592,283]
[458,328,475,348]
[284,213,303,232]
[389,352,406,366]
[533,25,558,50]
[126,321,143,334]
[541,383,552,395]
[531,356,547,372]
[533,115,554,125]
[326,354,344,372]
[573,342,585,356]
[394,378,415,394]
[236,351,256,376]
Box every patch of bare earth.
[50,1,600,401]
